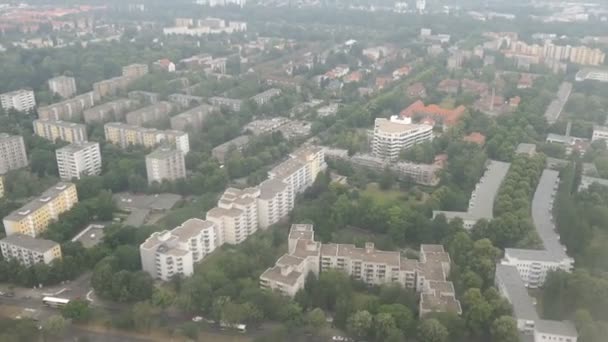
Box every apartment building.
[0,89,36,112]
[33,119,87,143]
[268,146,326,195]
[349,153,443,186]
[125,101,173,126]
[211,135,251,163]
[261,225,462,317]
[371,116,433,160]
[170,104,216,131]
[0,234,62,266]
[206,187,260,245]
[93,76,132,98]
[575,68,608,83]
[434,160,510,229]
[495,264,578,342]
[502,170,574,288]
[48,75,77,99]
[56,142,102,180]
[257,179,294,229]
[250,88,281,106]
[208,96,243,111]
[104,122,190,153]
[145,148,186,184]
[591,125,608,142]
[122,63,149,78]
[83,98,136,124]
[168,93,204,108]
[37,91,97,121]
[139,218,217,281]
[569,46,605,66]
[260,224,321,297]
[128,91,160,104]
[0,133,28,174]
[3,182,78,237]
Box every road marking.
[86,290,94,302]
[42,288,66,296]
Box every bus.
[42,297,70,308]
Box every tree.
[417,318,448,342]
[132,301,159,332]
[304,308,326,330]
[346,310,373,339]
[43,315,67,340]
[61,299,92,322]
[374,312,397,341]
[490,316,519,342]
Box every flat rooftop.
[4,182,75,222]
[0,233,58,253]
[113,192,181,211]
[433,160,510,223]
[495,264,539,322]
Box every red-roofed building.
[325,65,350,79]
[153,59,176,72]
[517,73,535,89]
[464,132,486,145]
[509,96,521,107]
[344,70,363,83]
[407,83,427,98]
[375,76,393,90]
[392,66,411,80]
[400,100,467,127]
[461,79,489,96]
[437,79,460,94]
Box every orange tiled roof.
[463,132,486,145]
[400,100,466,126]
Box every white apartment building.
[591,125,608,142]
[502,170,574,288]
[145,148,186,184]
[433,160,511,229]
[575,68,608,83]
[371,116,433,160]
[257,179,294,229]
[268,146,327,195]
[495,264,578,342]
[56,142,102,181]
[206,187,260,245]
[48,76,77,99]
[0,133,28,174]
[260,225,462,316]
[139,218,217,281]
[0,234,62,266]
[0,89,36,112]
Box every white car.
[192,316,203,322]
[332,337,350,342]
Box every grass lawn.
[363,183,409,204]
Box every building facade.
[37,92,97,121]
[0,234,62,266]
[125,102,173,126]
[104,122,189,154]
[83,98,136,124]
[56,142,102,180]
[139,218,217,281]
[122,63,149,78]
[257,179,294,229]
[170,104,216,131]
[0,89,36,112]
[268,146,326,195]
[0,133,28,174]
[260,225,462,317]
[145,148,186,184]
[371,116,433,160]
[3,182,78,237]
[206,187,260,245]
[48,75,77,99]
[33,119,88,143]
